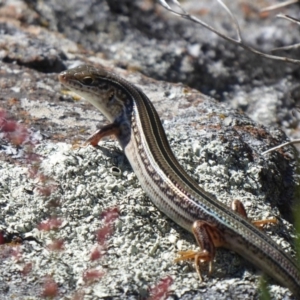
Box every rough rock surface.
[0,0,300,299]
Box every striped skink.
[58,64,300,298]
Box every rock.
[0,0,299,299]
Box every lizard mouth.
[58,72,68,84]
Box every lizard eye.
[82,77,94,85]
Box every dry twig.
[260,0,298,13]
[271,14,300,53]
[261,139,300,155]
[277,13,300,25]
[158,0,300,64]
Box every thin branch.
[216,0,242,41]
[272,43,300,52]
[270,14,300,52]
[260,0,298,13]
[157,0,300,64]
[277,13,300,25]
[261,139,300,155]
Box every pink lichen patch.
[147,276,173,300]
[0,109,6,123]
[83,269,104,284]
[100,207,119,223]
[21,262,33,276]
[37,218,63,231]
[0,244,22,261]
[96,207,120,245]
[24,151,42,165]
[96,224,113,245]
[36,184,57,197]
[9,126,29,145]
[0,232,5,245]
[0,108,43,155]
[10,246,22,261]
[90,246,103,261]
[71,289,85,300]
[4,123,29,145]
[47,239,64,251]
[0,109,30,146]
[41,276,59,298]
[28,165,39,178]
[37,173,51,183]
[0,246,10,259]
[1,119,18,132]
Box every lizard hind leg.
[231,199,277,228]
[175,220,225,282]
